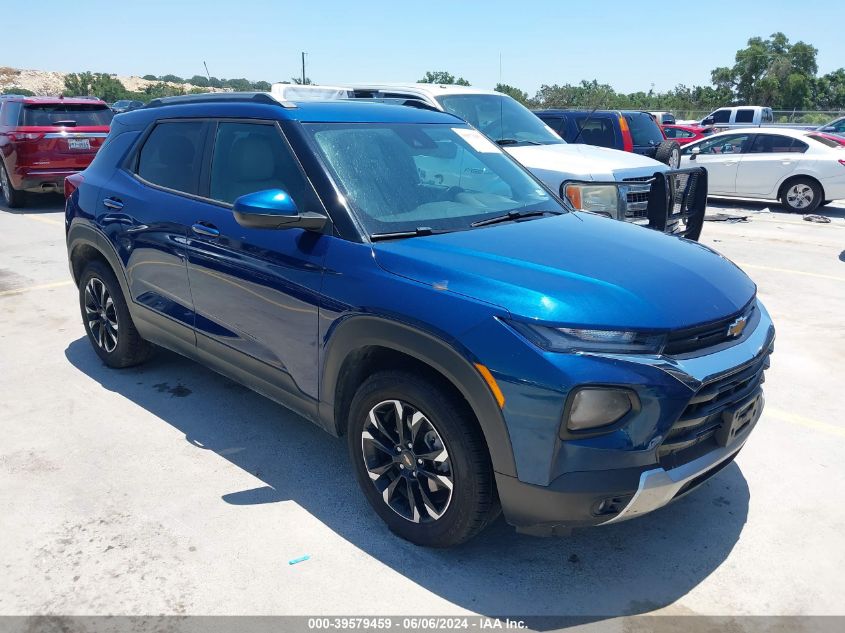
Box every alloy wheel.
[786,184,814,210]
[670,147,680,169]
[0,166,9,202]
[84,277,119,353]
[361,399,454,523]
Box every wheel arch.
[67,223,130,296]
[320,316,517,478]
[777,173,825,203]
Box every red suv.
[0,95,113,207]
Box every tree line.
[441,33,845,118]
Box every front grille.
[658,346,772,468]
[664,302,756,356]
[622,177,652,219]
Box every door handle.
[191,222,220,238]
[103,197,124,210]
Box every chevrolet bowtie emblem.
[727,315,748,338]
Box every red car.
[661,124,715,145]
[806,131,845,147]
[0,95,113,207]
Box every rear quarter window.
[22,104,114,126]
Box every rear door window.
[624,112,664,146]
[735,109,755,124]
[21,103,114,127]
[136,121,207,195]
[572,116,617,148]
[693,133,751,155]
[748,135,808,154]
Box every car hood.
[373,213,756,330]
[505,142,668,189]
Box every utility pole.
[301,52,306,85]
[203,61,211,82]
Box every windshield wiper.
[470,210,561,228]
[494,138,541,146]
[370,227,443,241]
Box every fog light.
[566,388,635,431]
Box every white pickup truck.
[680,106,774,130]
[320,83,707,240]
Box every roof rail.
[346,97,442,113]
[143,92,295,109]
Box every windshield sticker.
[453,127,500,153]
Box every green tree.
[2,87,35,96]
[224,77,253,91]
[142,74,157,81]
[63,72,127,102]
[188,74,210,87]
[418,71,470,86]
[252,80,272,91]
[494,83,528,104]
[159,74,184,84]
[715,32,819,108]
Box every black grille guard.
[560,166,708,240]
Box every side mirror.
[821,126,835,132]
[233,189,327,231]
[689,146,701,160]
[702,116,715,126]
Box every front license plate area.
[67,138,91,150]
[716,390,763,447]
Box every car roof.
[344,83,502,97]
[116,92,463,126]
[16,96,108,106]
[710,127,811,138]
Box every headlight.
[562,183,620,215]
[565,387,638,432]
[507,321,666,354]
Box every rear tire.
[655,140,681,169]
[347,370,499,547]
[0,162,26,208]
[780,177,822,213]
[78,261,152,368]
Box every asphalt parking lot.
[1,194,844,623]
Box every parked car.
[67,93,773,546]
[0,95,112,207]
[532,109,682,169]
[340,84,704,239]
[680,128,845,211]
[816,116,845,138]
[662,123,715,145]
[807,131,845,147]
[111,99,144,114]
[683,106,774,130]
[649,111,676,125]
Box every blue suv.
[65,93,774,547]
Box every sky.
[6,0,845,95]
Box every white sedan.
[680,128,845,212]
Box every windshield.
[22,104,113,127]
[305,122,564,236]
[435,94,562,146]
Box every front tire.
[0,162,26,208]
[78,261,152,368]
[781,178,822,213]
[347,371,499,547]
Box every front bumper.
[495,300,774,534]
